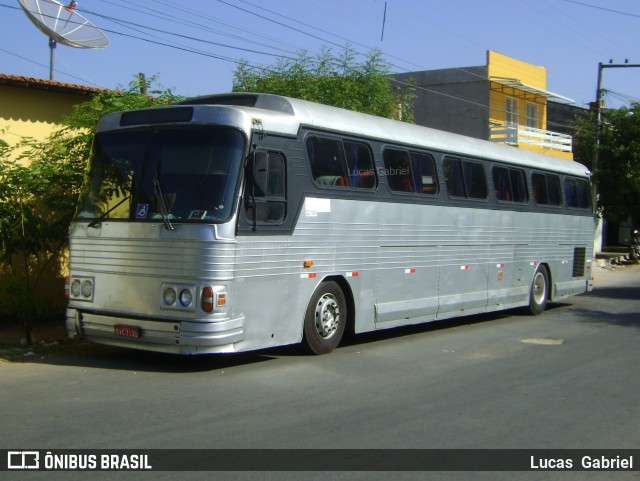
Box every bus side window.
[411,152,438,195]
[565,178,578,207]
[510,168,528,203]
[307,136,349,187]
[493,166,528,203]
[565,178,591,209]
[575,179,591,209]
[444,157,466,198]
[547,175,562,206]
[344,141,376,189]
[383,148,414,192]
[493,166,511,201]
[462,160,487,199]
[532,173,548,204]
[533,172,561,206]
[245,151,286,224]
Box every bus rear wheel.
[527,265,549,315]
[303,281,347,354]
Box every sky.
[1,0,639,118]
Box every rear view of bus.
[66,104,250,354]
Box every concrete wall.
[391,66,490,140]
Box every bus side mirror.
[252,151,268,197]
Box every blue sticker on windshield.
[136,204,149,219]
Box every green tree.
[575,102,640,224]
[233,47,415,122]
[0,75,182,343]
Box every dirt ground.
[0,316,83,362]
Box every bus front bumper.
[66,308,245,354]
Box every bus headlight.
[161,283,196,311]
[68,276,95,302]
[71,279,82,297]
[163,287,177,306]
[81,279,93,298]
[179,289,193,307]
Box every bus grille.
[572,247,586,277]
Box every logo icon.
[8,451,39,469]
[136,204,149,219]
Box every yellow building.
[391,50,576,160]
[487,51,574,160]
[1,73,104,154]
[1,73,105,314]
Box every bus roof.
[182,93,590,177]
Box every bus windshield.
[78,126,245,224]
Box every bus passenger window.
[445,157,487,200]
[510,168,528,203]
[306,136,349,187]
[463,161,487,199]
[565,178,591,209]
[493,166,528,203]
[547,175,562,205]
[444,157,466,197]
[493,166,511,201]
[533,172,561,206]
[344,141,376,189]
[532,173,548,204]
[383,149,414,192]
[410,152,438,195]
[245,151,286,224]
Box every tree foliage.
[0,75,182,340]
[233,47,415,122]
[575,102,640,223]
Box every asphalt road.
[2,264,639,481]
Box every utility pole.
[593,61,640,178]
[592,60,640,253]
[138,73,148,95]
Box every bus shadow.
[7,292,632,371]
[1,312,511,370]
[585,286,640,301]
[576,309,640,329]
[338,311,513,350]
[1,340,280,373]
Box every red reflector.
[201,286,214,313]
[64,276,70,298]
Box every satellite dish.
[18,0,109,80]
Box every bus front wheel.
[303,281,347,354]
[527,265,549,315]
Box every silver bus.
[66,93,595,355]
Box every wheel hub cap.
[314,294,340,339]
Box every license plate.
[114,324,141,339]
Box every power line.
[0,0,620,131]
[561,0,640,19]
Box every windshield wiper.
[87,195,130,228]
[154,179,175,231]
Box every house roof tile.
[0,73,108,96]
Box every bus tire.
[527,265,549,315]
[303,281,347,354]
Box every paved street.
[1,264,639,480]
